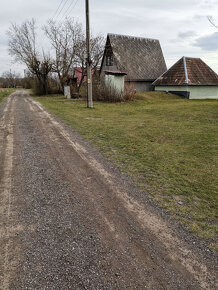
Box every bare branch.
[7,19,53,94]
[43,17,83,90]
[208,16,218,28]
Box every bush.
[93,82,136,103]
[32,78,61,96]
[48,86,62,95]
[32,79,46,96]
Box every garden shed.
[100,33,167,92]
[153,57,218,99]
[104,70,127,95]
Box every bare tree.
[43,18,83,91]
[7,19,53,95]
[1,70,21,88]
[74,34,105,93]
[44,18,104,94]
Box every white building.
[153,57,218,99]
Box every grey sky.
[194,32,218,51]
[0,0,217,75]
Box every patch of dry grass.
[0,89,15,103]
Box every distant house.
[100,33,167,92]
[73,67,95,87]
[153,57,218,99]
[74,68,86,87]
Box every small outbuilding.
[100,33,167,93]
[153,57,218,99]
[64,75,77,98]
[104,70,127,96]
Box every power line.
[52,0,65,19]
[66,0,79,18]
[56,0,70,20]
[58,0,79,23]
[60,0,76,21]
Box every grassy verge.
[36,92,218,249]
[0,88,15,104]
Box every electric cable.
[52,0,65,19]
[56,0,70,20]
[60,0,76,21]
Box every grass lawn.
[36,92,218,250]
[0,88,15,104]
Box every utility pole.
[86,0,93,108]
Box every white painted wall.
[105,74,125,95]
[64,86,71,99]
[155,85,218,99]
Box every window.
[106,55,113,66]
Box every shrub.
[93,82,136,103]
[32,79,46,96]
[32,78,61,96]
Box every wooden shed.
[100,34,167,93]
[104,70,127,96]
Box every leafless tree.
[74,34,105,93]
[1,70,21,88]
[44,18,104,94]
[7,19,53,95]
[43,18,83,91]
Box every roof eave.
[126,79,155,82]
[154,83,218,86]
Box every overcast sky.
[0,0,217,76]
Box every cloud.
[178,31,197,38]
[194,32,218,51]
[0,0,218,74]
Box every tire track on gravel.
[26,96,217,289]
[0,93,15,290]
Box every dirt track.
[0,90,217,289]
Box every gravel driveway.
[0,90,217,289]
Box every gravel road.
[0,90,217,289]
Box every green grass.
[0,88,15,104]
[36,91,218,247]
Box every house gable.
[100,36,119,75]
[100,33,167,81]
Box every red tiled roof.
[153,57,218,86]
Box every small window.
[106,55,113,66]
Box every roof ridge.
[183,56,201,60]
[108,33,159,42]
[183,56,189,84]
[153,57,183,85]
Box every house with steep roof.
[153,57,218,99]
[100,34,167,93]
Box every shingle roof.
[103,34,167,81]
[153,57,218,86]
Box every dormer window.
[106,55,113,66]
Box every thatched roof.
[101,33,167,81]
[153,57,218,86]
